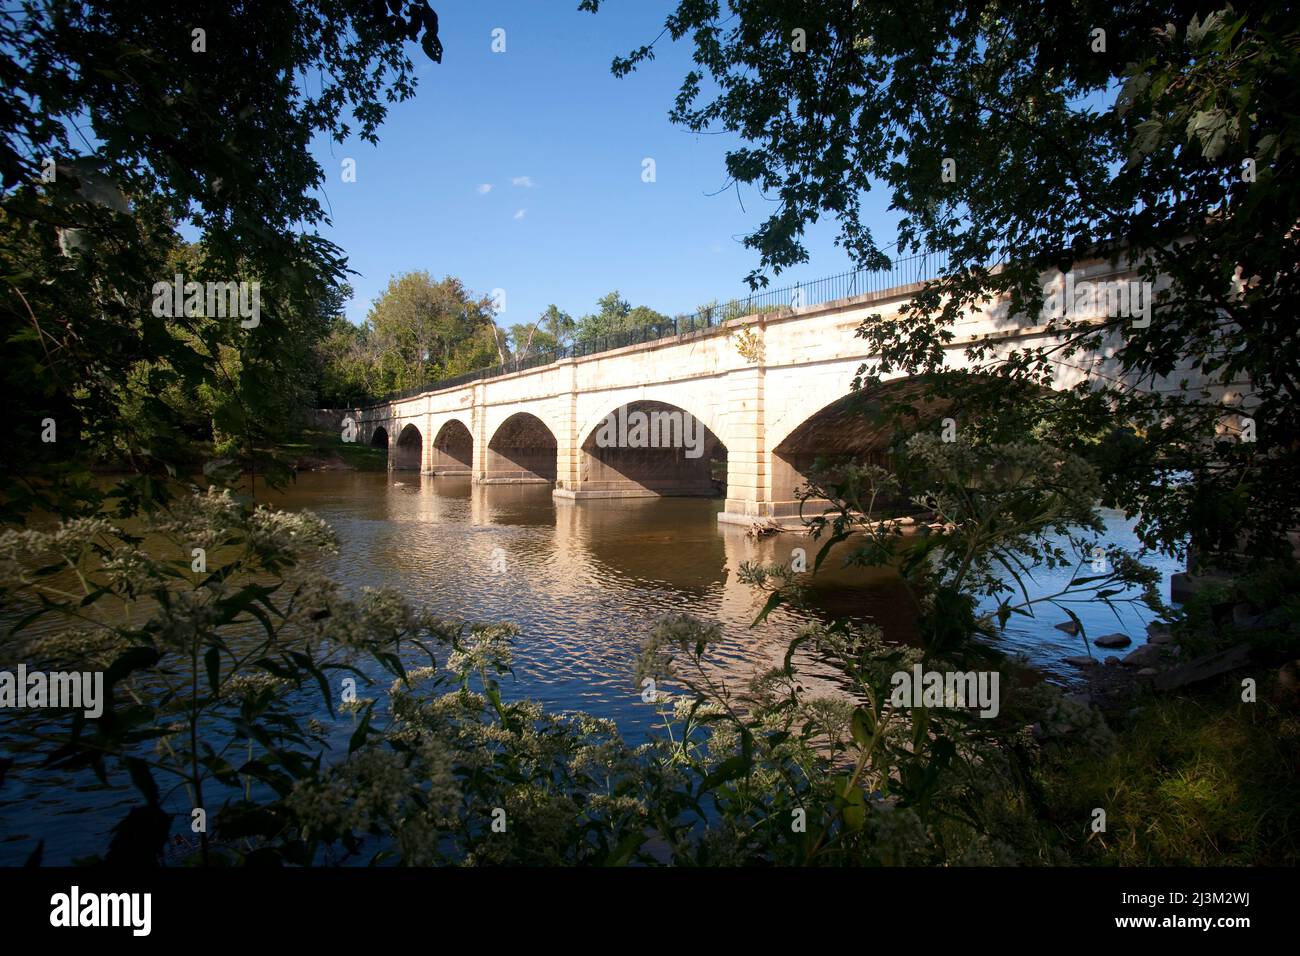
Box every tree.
[507,322,556,360]
[502,305,574,361]
[586,1,1300,568]
[540,304,576,350]
[362,272,500,391]
[574,290,669,344]
[314,300,380,408]
[0,0,442,507]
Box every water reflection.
[262,473,1181,737]
[0,472,1182,863]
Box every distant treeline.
[313,272,777,407]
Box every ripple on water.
[0,472,1182,862]
[279,472,1181,711]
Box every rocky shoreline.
[1056,616,1297,715]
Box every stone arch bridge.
[335,260,1198,526]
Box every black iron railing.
[347,249,949,408]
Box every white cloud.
[513,209,526,220]
[476,183,493,194]
[511,176,535,188]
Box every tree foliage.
[0,0,442,503]
[353,271,501,397]
[587,1,1300,567]
[505,303,575,360]
[574,290,669,344]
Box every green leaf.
[123,756,160,807]
[751,588,786,626]
[843,795,866,832]
[1130,119,1164,161]
[348,701,375,754]
[603,830,647,866]
[850,706,874,748]
[913,705,930,750]
[205,645,221,697]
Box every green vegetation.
[315,285,678,405]
[0,0,442,498]
[5,434,1293,866]
[1044,689,1300,866]
[573,291,670,345]
[276,427,389,473]
[507,304,574,361]
[313,272,503,406]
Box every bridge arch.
[765,357,1139,518]
[576,391,728,458]
[576,398,727,498]
[767,344,1139,465]
[431,418,473,475]
[769,379,936,517]
[393,422,423,471]
[369,425,390,449]
[485,412,558,483]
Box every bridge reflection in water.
[274,471,913,739]
[267,471,1178,741]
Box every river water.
[0,471,1181,863]
[271,472,1180,732]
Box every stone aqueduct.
[340,260,1172,527]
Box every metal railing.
[347,249,949,408]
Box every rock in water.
[1055,621,1080,635]
[1094,632,1132,649]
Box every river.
[0,470,1182,864]
[271,472,1180,732]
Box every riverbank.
[3,472,1295,866]
[1037,569,1300,864]
[1044,660,1299,864]
[275,426,388,472]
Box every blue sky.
[311,1,898,327]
